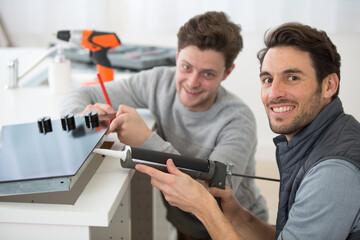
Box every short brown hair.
[177,11,243,70]
[257,22,341,99]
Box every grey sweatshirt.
[59,66,268,238]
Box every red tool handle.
[97,73,112,107]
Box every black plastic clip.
[37,116,53,135]
[84,111,99,129]
[61,113,76,131]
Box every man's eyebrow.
[259,71,270,77]
[259,68,305,78]
[181,59,192,66]
[282,68,304,75]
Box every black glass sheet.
[0,116,110,183]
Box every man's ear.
[222,64,235,81]
[322,73,339,99]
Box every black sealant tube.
[130,146,210,172]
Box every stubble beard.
[268,91,323,136]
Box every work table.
[0,48,154,239]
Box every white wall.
[1,0,359,161]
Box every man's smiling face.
[175,45,233,112]
[260,46,330,140]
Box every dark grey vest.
[274,98,360,239]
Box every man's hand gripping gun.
[93,146,280,189]
[94,146,228,189]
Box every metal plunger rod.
[232,173,280,182]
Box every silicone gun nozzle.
[93,148,127,160]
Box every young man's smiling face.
[260,46,333,140]
[175,45,234,112]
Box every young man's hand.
[81,103,115,116]
[108,105,152,147]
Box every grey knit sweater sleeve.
[59,68,161,116]
[59,67,182,156]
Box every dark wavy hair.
[177,11,243,70]
[257,22,341,99]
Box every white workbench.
[0,153,133,240]
[0,48,155,239]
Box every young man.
[136,22,360,239]
[59,11,268,240]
